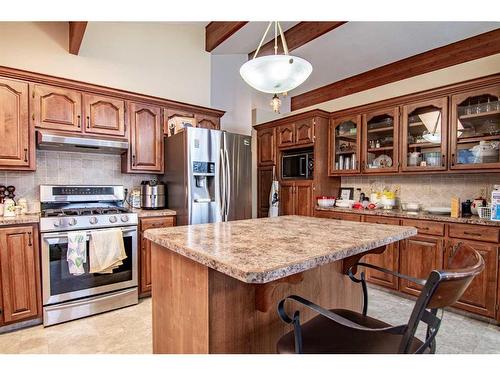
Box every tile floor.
[0,288,498,354]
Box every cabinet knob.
[451,153,455,167]
[24,148,28,162]
[77,115,81,128]
[86,116,90,129]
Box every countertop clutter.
[144,215,416,283]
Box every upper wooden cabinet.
[450,86,500,170]
[33,84,82,133]
[362,106,399,173]
[277,123,295,147]
[329,115,361,175]
[83,94,126,137]
[277,120,314,148]
[195,113,220,130]
[0,77,33,170]
[126,102,163,173]
[0,225,40,325]
[257,128,276,166]
[401,97,448,172]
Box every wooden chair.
[276,242,484,354]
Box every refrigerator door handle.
[224,148,231,221]
[219,148,227,220]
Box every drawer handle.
[417,226,430,231]
[463,231,481,237]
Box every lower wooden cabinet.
[257,166,274,218]
[0,225,40,325]
[279,181,313,217]
[444,239,498,318]
[139,216,175,297]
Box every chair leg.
[292,311,303,354]
[360,271,368,316]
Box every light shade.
[240,55,312,94]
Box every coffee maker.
[140,180,166,209]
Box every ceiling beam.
[205,22,248,52]
[68,22,88,55]
[248,21,346,59]
[291,28,500,111]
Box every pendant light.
[240,21,313,112]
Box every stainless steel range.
[39,185,138,326]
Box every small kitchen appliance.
[140,180,166,209]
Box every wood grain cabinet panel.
[0,77,32,169]
[314,210,361,222]
[277,124,295,147]
[401,219,445,236]
[33,84,82,132]
[444,239,498,318]
[279,181,295,216]
[195,113,220,130]
[257,166,274,218]
[295,119,314,145]
[257,128,276,166]
[0,225,40,324]
[399,235,443,297]
[128,102,163,173]
[295,181,313,216]
[83,94,126,137]
[448,223,499,243]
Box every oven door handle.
[42,227,137,240]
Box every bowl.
[401,202,421,212]
[335,199,354,208]
[317,197,336,208]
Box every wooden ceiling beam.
[291,28,500,111]
[248,21,346,59]
[205,22,248,52]
[68,22,88,55]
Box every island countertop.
[144,215,417,284]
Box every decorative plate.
[373,154,393,168]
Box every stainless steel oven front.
[41,226,138,306]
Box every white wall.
[0,22,211,107]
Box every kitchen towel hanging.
[67,231,87,275]
[89,229,127,274]
[269,166,279,217]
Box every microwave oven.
[281,150,314,179]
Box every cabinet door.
[277,124,295,147]
[399,235,443,297]
[329,115,361,175]
[401,97,448,172]
[295,118,314,145]
[195,113,220,130]
[0,226,39,324]
[83,94,126,137]
[295,181,313,217]
[314,210,361,221]
[444,240,498,318]
[129,102,163,172]
[257,166,274,218]
[279,182,295,216]
[362,107,399,173]
[33,84,82,132]
[0,78,31,169]
[257,128,276,166]
[363,216,400,290]
[450,86,500,170]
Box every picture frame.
[340,187,354,201]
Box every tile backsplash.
[342,173,500,208]
[0,150,156,201]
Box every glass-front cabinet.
[329,115,361,175]
[401,97,448,171]
[362,107,399,173]
[450,87,500,170]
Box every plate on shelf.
[426,207,451,215]
[373,154,393,168]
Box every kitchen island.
[144,215,417,354]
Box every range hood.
[36,131,129,155]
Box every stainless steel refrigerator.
[164,127,252,225]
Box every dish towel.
[67,231,87,275]
[268,180,279,217]
[89,229,127,274]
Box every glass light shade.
[240,55,312,94]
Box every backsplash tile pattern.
[0,151,156,201]
[342,173,500,208]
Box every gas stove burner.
[42,206,132,218]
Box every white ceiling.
[212,21,499,96]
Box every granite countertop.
[0,213,40,227]
[130,208,177,218]
[315,206,500,227]
[144,215,417,284]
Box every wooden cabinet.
[279,181,296,216]
[277,123,295,147]
[126,102,163,173]
[0,225,40,325]
[33,84,82,132]
[329,115,361,175]
[139,216,176,297]
[295,118,314,145]
[401,97,448,172]
[279,181,313,217]
[83,94,126,137]
[363,216,400,290]
[444,239,498,318]
[314,210,361,222]
[399,235,443,297]
[0,77,33,170]
[257,128,276,166]
[195,113,220,130]
[257,166,275,218]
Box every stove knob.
[89,216,98,225]
[109,216,118,223]
[120,215,129,223]
[68,218,77,226]
[53,219,62,228]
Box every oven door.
[41,226,138,305]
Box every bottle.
[491,185,500,221]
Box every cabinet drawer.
[448,223,499,243]
[140,216,175,231]
[364,216,400,226]
[314,210,361,222]
[401,219,445,236]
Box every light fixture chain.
[277,22,289,55]
[274,21,278,55]
[252,21,273,60]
